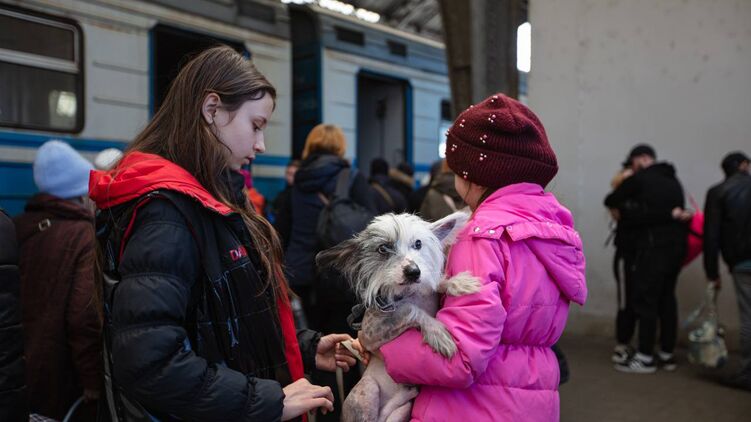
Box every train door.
[356,71,411,174]
[151,24,246,114]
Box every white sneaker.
[615,354,657,374]
[611,344,635,364]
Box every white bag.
[684,284,728,368]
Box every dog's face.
[316,211,469,307]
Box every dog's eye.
[414,240,422,250]
[377,244,391,255]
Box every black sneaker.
[611,345,635,364]
[615,355,657,374]
[657,354,677,371]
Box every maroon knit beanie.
[445,93,558,189]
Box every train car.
[0,0,449,215]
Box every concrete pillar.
[438,0,521,117]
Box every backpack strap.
[334,168,352,199]
[371,182,395,209]
[441,194,458,212]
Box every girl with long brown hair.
[90,45,356,421]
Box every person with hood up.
[369,158,408,214]
[419,159,465,222]
[14,140,101,421]
[89,46,356,422]
[388,162,415,207]
[359,93,587,421]
[605,144,691,374]
[284,124,376,421]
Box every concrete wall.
[528,0,751,345]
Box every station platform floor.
[558,334,751,422]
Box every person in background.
[93,148,123,171]
[285,124,376,421]
[419,159,465,222]
[240,166,266,214]
[604,144,691,374]
[388,162,415,206]
[606,162,641,365]
[0,208,28,422]
[271,160,301,249]
[703,151,751,391]
[369,158,407,214]
[14,141,101,421]
[409,160,442,214]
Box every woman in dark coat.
[284,124,376,421]
[90,46,355,422]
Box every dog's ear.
[315,239,359,273]
[429,210,470,246]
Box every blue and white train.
[0,0,452,214]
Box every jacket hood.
[431,172,462,201]
[470,183,587,305]
[294,153,349,193]
[89,151,234,215]
[389,168,414,188]
[646,162,676,178]
[15,193,94,244]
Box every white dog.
[316,211,481,422]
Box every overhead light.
[282,0,380,23]
[517,22,531,73]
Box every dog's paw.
[422,324,457,357]
[440,272,482,296]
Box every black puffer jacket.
[0,209,27,422]
[703,172,751,279]
[91,152,320,422]
[285,153,376,288]
[604,162,687,248]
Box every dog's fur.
[316,211,481,422]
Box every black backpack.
[316,168,374,249]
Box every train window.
[441,99,452,121]
[387,40,407,57]
[0,6,83,133]
[335,26,365,46]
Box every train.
[0,0,453,215]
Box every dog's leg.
[407,306,458,357]
[378,385,417,422]
[384,402,414,422]
[342,375,381,422]
[437,271,482,296]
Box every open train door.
[356,71,411,174]
[151,24,246,114]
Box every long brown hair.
[127,45,287,301]
[301,123,347,159]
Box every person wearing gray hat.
[13,140,102,420]
[703,151,751,390]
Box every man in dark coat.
[0,208,28,422]
[605,144,690,374]
[14,141,102,421]
[703,151,751,390]
[369,158,407,214]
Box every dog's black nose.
[403,263,421,282]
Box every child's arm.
[380,237,506,389]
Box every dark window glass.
[0,7,82,132]
[387,40,407,57]
[441,99,452,121]
[335,26,364,46]
[0,13,75,61]
[0,62,80,131]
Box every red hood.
[89,151,232,215]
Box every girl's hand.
[315,333,357,372]
[282,378,334,420]
[351,338,372,366]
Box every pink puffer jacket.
[381,183,587,421]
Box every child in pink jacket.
[377,93,587,421]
